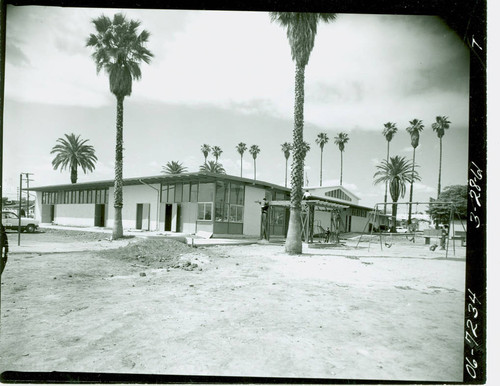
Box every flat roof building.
[31,172,373,238]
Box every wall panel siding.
[350,216,367,233]
[54,204,97,226]
[122,184,160,231]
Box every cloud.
[413,182,435,194]
[5,40,30,66]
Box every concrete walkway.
[7,225,259,254]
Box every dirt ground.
[0,229,466,382]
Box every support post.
[18,174,22,246]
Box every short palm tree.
[201,144,211,164]
[334,132,349,185]
[212,146,223,163]
[50,133,97,184]
[161,161,187,175]
[281,142,293,187]
[270,12,337,254]
[431,116,451,197]
[87,13,153,239]
[199,160,226,174]
[249,145,261,180]
[406,119,425,223]
[382,122,398,214]
[236,142,247,178]
[374,155,420,232]
[315,132,329,186]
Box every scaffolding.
[263,199,348,243]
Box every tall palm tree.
[270,12,337,254]
[199,161,226,174]
[374,155,420,233]
[161,161,187,175]
[87,13,153,239]
[281,142,292,187]
[236,142,247,178]
[315,132,329,186]
[431,116,451,197]
[249,145,261,180]
[212,146,223,163]
[382,122,398,214]
[334,132,349,185]
[201,144,211,164]
[50,133,97,184]
[406,119,424,223]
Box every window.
[197,203,213,221]
[229,205,243,222]
[229,183,244,205]
[42,188,109,205]
[215,181,229,222]
[351,208,367,217]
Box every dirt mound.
[98,238,209,271]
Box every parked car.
[2,211,39,233]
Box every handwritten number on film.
[465,289,481,379]
[469,161,482,228]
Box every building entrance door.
[136,203,150,230]
[94,204,105,227]
[165,204,172,231]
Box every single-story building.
[32,173,374,238]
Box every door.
[41,205,54,223]
[136,204,151,230]
[94,204,106,227]
[136,204,143,229]
[164,204,172,231]
[270,207,286,236]
[142,204,150,231]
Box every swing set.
[355,200,466,258]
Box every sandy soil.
[0,230,466,382]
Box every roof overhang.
[31,172,291,193]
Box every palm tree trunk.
[383,141,389,214]
[437,137,442,197]
[284,158,288,187]
[240,154,243,177]
[340,150,343,186]
[285,63,305,255]
[253,158,256,180]
[391,202,397,233]
[71,166,78,184]
[319,147,323,186]
[113,95,124,239]
[408,148,416,224]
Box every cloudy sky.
[3,5,470,210]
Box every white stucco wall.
[54,204,97,226]
[34,192,43,223]
[120,184,161,230]
[181,202,197,234]
[350,215,367,232]
[243,185,266,237]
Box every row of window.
[42,189,108,205]
[351,208,368,217]
[325,189,352,202]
